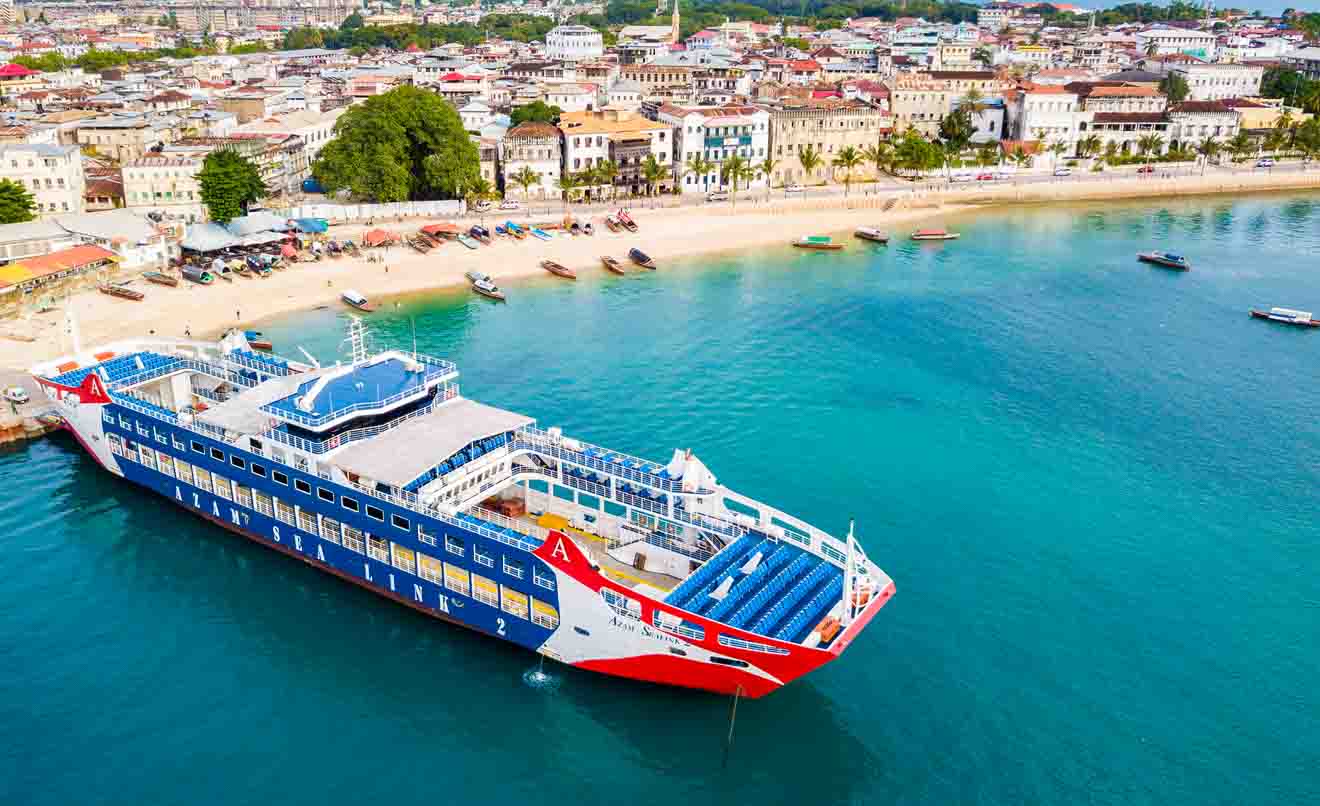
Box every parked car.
[498,200,521,210]
[784,183,806,194]
[472,200,493,213]
[1256,157,1275,168]
[994,169,1017,180]
[1137,165,1156,174]
[3,386,29,405]
[1053,167,1072,177]
[950,171,975,182]
[706,190,730,202]
[976,172,996,181]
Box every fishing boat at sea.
[1137,251,1190,270]
[32,318,894,697]
[341,289,377,312]
[600,256,626,275]
[854,227,889,244]
[540,260,576,279]
[793,236,843,251]
[144,271,179,287]
[1249,307,1320,328]
[99,282,144,301]
[628,248,656,269]
[910,229,960,241]
[245,331,274,351]
[465,270,506,301]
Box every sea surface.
[4,192,1319,806]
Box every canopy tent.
[363,229,397,246]
[180,223,240,253]
[225,212,291,236]
[238,232,284,247]
[291,217,329,233]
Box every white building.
[1135,26,1217,60]
[0,143,85,217]
[1171,63,1264,102]
[543,83,597,114]
[558,109,674,197]
[545,25,604,62]
[233,107,346,165]
[123,156,205,224]
[501,121,561,201]
[1282,47,1320,82]
[655,103,769,195]
[1004,84,1085,152]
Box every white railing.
[470,506,550,543]
[344,480,541,553]
[266,381,457,429]
[562,473,609,498]
[672,507,745,539]
[263,397,442,456]
[615,489,667,516]
[224,351,295,378]
[513,426,695,494]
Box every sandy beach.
[4,167,1320,368]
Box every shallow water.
[4,193,1319,805]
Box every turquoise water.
[4,193,1319,805]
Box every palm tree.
[510,165,540,204]
[683,153,715,193]
[596,158,620,202]
[1195,136,1220,175]
[832,146,864,196]
[974,143,998,168]
[1263,128,1286,157]
[720,153,746,203]
[1136,134,1163,165]
[640,153,666,198]
[960,87,988,118]
[1010,147,1032,169]
[756,155,778,201]
[1144,39,1159,58]
[464,177,495,222]
[575,166,599,203]
[555,171,580,212]
[1048,139,1069,168]
[1076,134,1102,159]
[797,144,823,185]
[1227,131,1254,163]
[863,140,895,179]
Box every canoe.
[604,216,621,233]
[457,235,479,250]
[793,236,843,250]
[540,260,576,279]
[531,228,552,241]
[601,256,626,275]
[628,248,656,269]
[99,283,144,301]
[143,271,179,287]
[911,229,960,241]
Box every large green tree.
[197,150,267,223]
[314,86,480,203]
[1159,72,1190,104]
[0,179,36,224]
[509,101,563,127]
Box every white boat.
[341,289,376,312]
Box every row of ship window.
[110,433,560,630]
[600,588,790,658]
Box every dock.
[0,368,59,446]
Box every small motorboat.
[911,229,960,241]
[854,227,889,244]
[540,260,576,279]
[99,282,144,301]
[1249,307,1320,328]
[618,211,639,232]
[1138,251,1189,271]
[604,215,621,233]
[601,256,626,275]
[465,270,506,301]
[181,265,215,285]
[143,271,179,287]
[793,235,843,250]
[531,228,553,241]
[469,226,492,245]
[341,289,377,312]
[457,234,479,250]
[245,330,274,351]
[628,248,656,269]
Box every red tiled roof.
[17,245,119,277]
[0,62,40,77]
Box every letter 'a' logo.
[551,537,570,562]
[79,373,111,405]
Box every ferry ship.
[34,320,895,698]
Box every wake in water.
[522,656,560,691]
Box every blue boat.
[32,320,895,698]
[530,228,552,241]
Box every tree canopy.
[197,150,267,224]
[0,179,36,224]
[312,85,481,203]
[1159,73,1190,104]
[509,101,563,127]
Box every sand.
[4,167,1320,368]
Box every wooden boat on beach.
[99,282,144,301]
[604,215,621,233]
[341,289,377,312]
[601,256,626,275]
[181,265,215,285]
[793,235,843,250]
[1250,307,1320,328]
[854,227,889,243]
[628,248,656,269]
[911,229,960,241]
[1137,251,1189,271]
[531,227,553,241]
[457,234,479,250]
[143,271,179,287]
[618,211,639,232]
[469,226,492,245]
[540,260,576,279]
